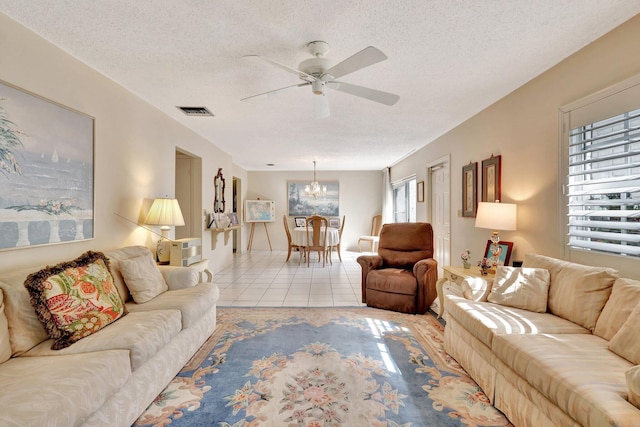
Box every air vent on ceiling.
[176,106,214,116]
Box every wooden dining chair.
[283,215,304,263]
[357,214,382,252]
[328,215,345,263]
[305,215,329,267]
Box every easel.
[247,222,272,252]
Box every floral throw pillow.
[24,251,126,350]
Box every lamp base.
[156,240,172,264]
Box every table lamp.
[144,197,185,264]
[475,201,517,271]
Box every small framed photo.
[417,181,425,203]
[483,240,513,267]
[329,218,340,228]
[294,217,306,227]
[229,212,239,225]
[482,155,501,202]
[462,162,477,217]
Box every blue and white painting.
[0,82,94,249]
[288,181,339,217]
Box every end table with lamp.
[435,265,495,319]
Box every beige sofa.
[443,254,640,427]
[0,245,219,427]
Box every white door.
[428,156,450,276]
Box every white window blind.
[567,108,640,257]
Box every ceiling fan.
[241,41,400,118]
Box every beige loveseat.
[443,254,640,427]
[0,245,219,427]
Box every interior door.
[428,156,450,276]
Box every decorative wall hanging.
[482,155,502,202]
[417,181,425,203]
[462,162,477,217]
[287,181,339,217]
[0,81,94,250]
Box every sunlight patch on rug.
[134,308,512,427]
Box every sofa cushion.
[118,253,168,303]
[488,267,550,312]
[461,277,492,302]
[0,350,131,427]
[125,282,218,329]
[444,294,589,349]
[0,291,10,363]
[104,245,155,302]
[594,278,640,340]
[0,266,51,356]
[608,303,640,365]
[627,365,640,409]
[493,333,635,427]
[23,251,126,350]
[23,310,181,371]
[523,254,617,331]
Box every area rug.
[134,308,512,427]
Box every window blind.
[567,109,640,257]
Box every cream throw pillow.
[119,253,168,304]
[594,278,640,340]
[488,267,550,312]
[0,292,11,363]
[627,365,640,409]
[461,277,492,302]
[608,303,640,365]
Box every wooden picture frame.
[462,162,477,217]
[294,217,306,227]
[482,155,501,202]
[417,180,425,203]
[483,240,513,267]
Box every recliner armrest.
[414,258,438,313]
[357,255,384,303]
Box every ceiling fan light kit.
[241,41,399,117]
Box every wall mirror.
[214,168,225,213]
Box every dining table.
[291,226,340,248]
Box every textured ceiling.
[2,1,640,171]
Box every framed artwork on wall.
[287,181,339,217]
[245,200,275,222]
[0,81,95,250]
[482,155,502,202]
[462,162,477,217]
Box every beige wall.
[0,13,236,274]
[392,14,640,279]
[245,170,382,252]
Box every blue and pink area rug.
[135,308,511,426]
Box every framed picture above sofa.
[462,162,477,217]
[482,155,501,202]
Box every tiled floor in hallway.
[213,249,368,307]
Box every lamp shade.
[144,198,185,227]
[475,202,517,231]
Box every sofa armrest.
[158,264,211,290]
[414,258,438,313]
[357,255,383,303]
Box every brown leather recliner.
[357,222,438,314]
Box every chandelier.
[304,161,327,199]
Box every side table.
[160,258,212,283]
[436,265,494,318]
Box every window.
[393,178,416,222]
[563,78,640,258]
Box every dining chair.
[357,214,382,252]
[305,215,329,267]
[283,215,304,263]
[328,215,345,263]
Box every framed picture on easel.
[245,200,275,222]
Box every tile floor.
[213,249,369,307]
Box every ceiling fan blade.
[241,82,310,101]
[324,46,387,80]
[243,55,316,82]
[329,81,399,106]
[313,93,330,119]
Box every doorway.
[175,149,202,240]
[427,155,450,276]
